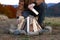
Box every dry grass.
[0,17,60,40]
[44,17,60,26]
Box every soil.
[0,19,60,40]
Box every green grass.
[44,17,60,26]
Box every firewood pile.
[9,15,42,35]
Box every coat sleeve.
[16,0,24,16]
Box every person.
[17,0,47,29]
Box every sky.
[0,0,19,5]
[45,0,60,3]
[0,0,60,5]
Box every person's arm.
[28,3,39,15]
[16,0,24,16]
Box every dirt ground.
[0,19,60,40]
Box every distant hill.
[47,3,56,7]
[46,3,60,17]
[12,5,18,8]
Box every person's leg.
[22,11,31,18]
[16,11,31,19]
[38,11,45,29]
[37,3,46,29]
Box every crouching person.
[10,0,51,35]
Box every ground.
[0,18,60,40]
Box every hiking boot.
[39,26,52,34]
[13,30,26,35]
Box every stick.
[27,17,30,33]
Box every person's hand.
[28,3,39,15]
[28,3,35,10]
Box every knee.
[22,11,30,18]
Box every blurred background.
[0,0,60,18]
[0,0,60,40]
[0,0,60,26]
